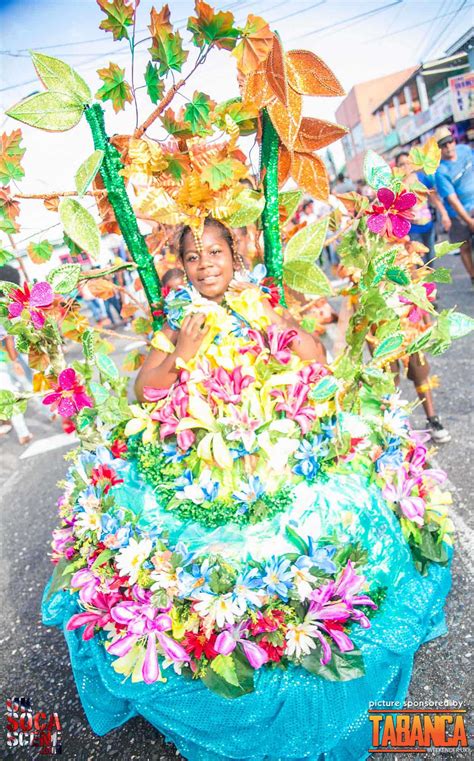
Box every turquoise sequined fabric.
[42,465,451,760]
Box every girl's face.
[182,227,234,302]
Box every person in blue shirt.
[434,125,474,284]
[396,152,450,263]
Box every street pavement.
[1,254,472,760]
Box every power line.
[364,3,473,43]
[291,0,403,40]
[416,0,450,63]
[420,0,469,60]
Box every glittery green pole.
[260,108,286,306]
[85,103,162,328]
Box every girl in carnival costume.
[2,4,471,759]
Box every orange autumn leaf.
[121,302,138,319]
[87,278,117,299]
[92,174,120,235]
[232,15,273,75]
[32,371,51,393]
[286,50,344,97]
[291,151,329,200]
[0,186,20,223]
[44,196,60,212]
[267,85,302,149]
[278,145,291,187]
[266,34,288,107]
[242,66,273,110]
[294,117,347,153]
[28,348,50,371]
[149,4,173,38]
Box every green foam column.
[85,103,162,328]
[260,108,286,306]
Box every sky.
[0,0,472,249]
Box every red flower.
[8,281,54,329]
[43,368,93,418]
[62,418,76,434]
[258,637,285,663]
[366,187,416,239]
[249,609,286,636]
[90,464,123,494]
[183,629,218,660]
[111,439,128,459]
[262,278,280,308]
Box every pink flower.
[271,382,317,434]
[205,366,253,404]
[298,362,329,386]
[366,187,416,239]
[8,281,54,329]
[43,368,93,418]
[399,282,436,323]
[66,587,124,641]
[242,325,298,365]
[383,467,426,525]
[51,526,75,563]
[151,373,194,451]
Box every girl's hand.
[175,312,209,362]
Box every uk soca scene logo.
[6,697,62,754]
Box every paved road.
[1,255,472,760]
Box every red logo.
[6,697,62,754]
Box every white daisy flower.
[115,537,153,584]
[194,592,240,628]
[285,621,318,659]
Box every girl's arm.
[134,315,209,401]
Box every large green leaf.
[363,149,392,190]
[183,91,213,135]
[0,248,14,265]
[279,190,302,222]
[424,267,452,284]
[47,263,82,294]
[59,198,100,259]
[96,353,119,380]
[284,218,329,264]
[434,240,462,258]
[31,52,91,103]
[226,188,265,227]
[302,644,365,681]
[75,150,104,196]
[283,261,332,296]
[310,375,338,401]
[447,311,474,339]
[6,91,83,132]
[201,650,254,699]
[144,62,164,105]
[0,390,16,419]
[372,333,404,359]
[405,326,434,355]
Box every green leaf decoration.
[149,29,189,77]
[183,91,213,135]
[201,159,235,190]
[279,190,302,222]
[59,198,100,259]
[0,248,14,265]
[0,129,26,185]
[0,390,16,419]
[75,150,104,196]
[302,644,365,681]
[284,218,329,264]
[89,381,110,405]
[372,333,404,359]
[283,261,332,296]
[363,149,392,191]
[82,329,95,360]
[434,240,462,258]
[97,0,134,41]
[0,215,18,235]
[447,311,474,339]
[96,353,119,380]
[424,267,452,284]
[310,375,338,401]
[27,240,53,264]
[6,91,84,132]
[47,263,81,294]
[385,266,410,286]
[144,62,164,105]
[210,654,239,687]
[96,62,133,113]
[226,188,265,227]
[214,98,258,136]
[31,52,91,104]
[285,524,309,554]
[405,326,434,355]
[91,548,114,569]
[187,2,239,50]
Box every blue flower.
[178,558,213,598]
[162,442,189,464]
[262,556,293,601]
[320,416,337,440]
[76,485,102,512]
[293,436,329,480]
[164,288,192,331]
[232,476,265,514]
[100,512,131,549]
[175,469,219,504]
[375,436,403,473]
[306,539,338,574]
[229,313,251,338]
[232,567,264,611]
[229,443,253,460]
[249,263,267,285]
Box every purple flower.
[214,621,268,669]
[383,467,426,526]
